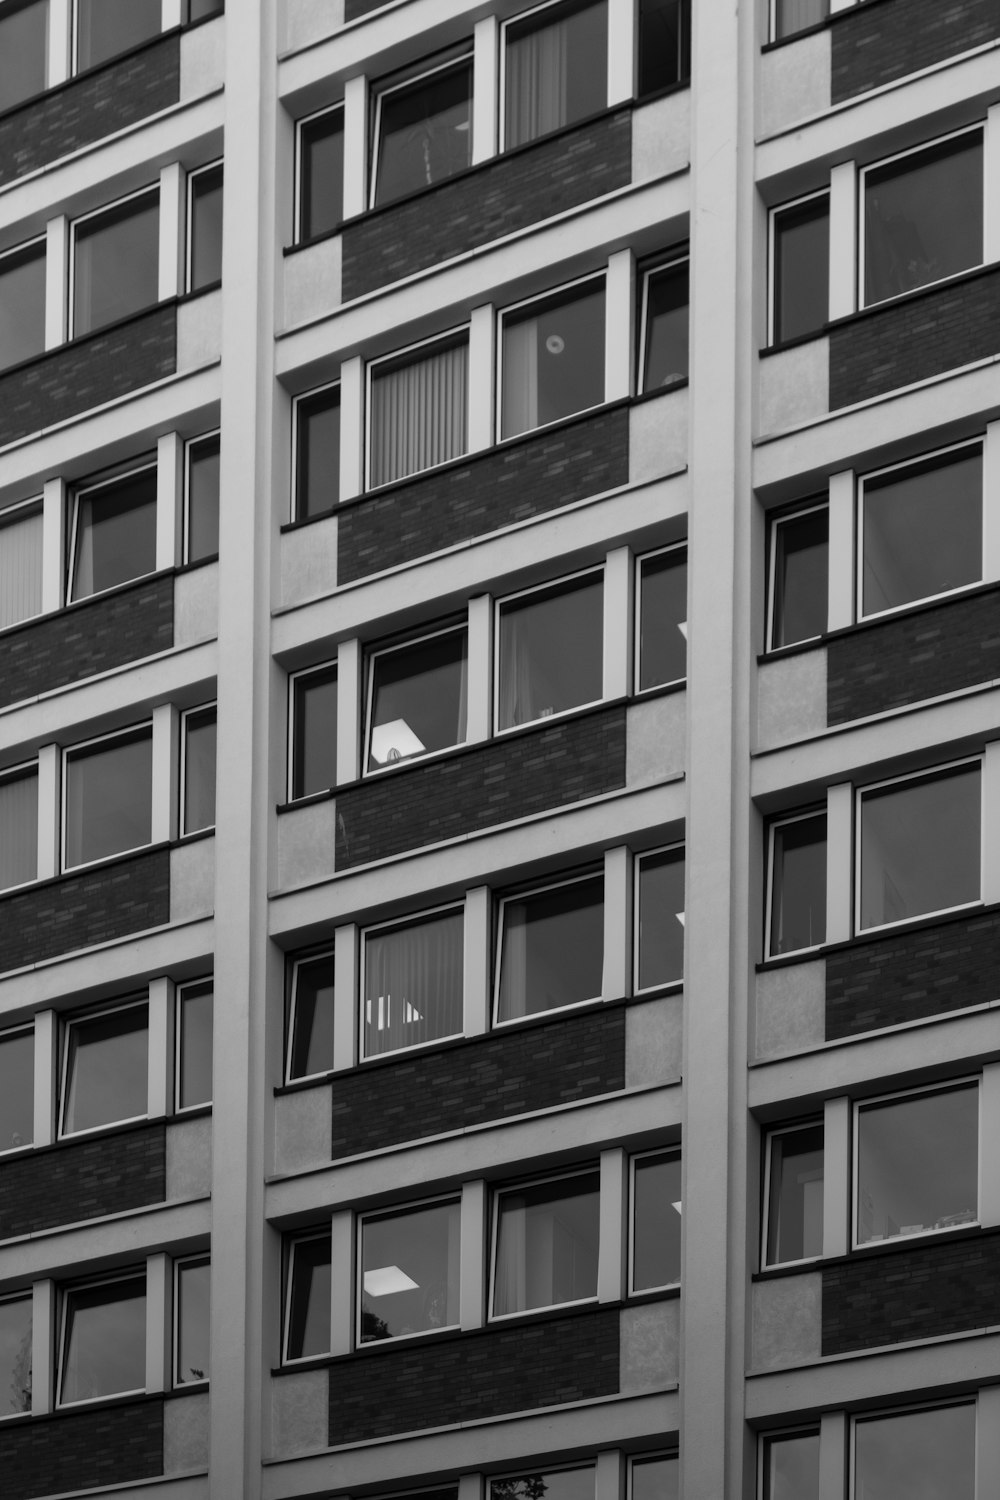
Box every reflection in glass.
[175,1259,210,1383]
[493,1471,595,1500]
[299,108,344,241]
[769,506,828,649]
[183,707,216,835]
[0,768,38,892]
[64,730,152,868]
[855,1404,975,1500]
[864,132,982,306]
[859,764,980,930]
[286,1233,331,1359]
[765,1124,823,1265]
[363,909,463,1058]
[0,1296,32,1416]
[186,433,220,563]
[638,548,687,690]
[295,386,340,520]
[633,1152,681,1290]
[637,848,685,990]
[374,61,472,207]
[498,573,603,729]
[62,1005,148,1135]
[861,446,982,617]
[774,0,827,38]
[0,1028,33,1152]
[178,984,213,1109]
[772,196,829,343]
[189,164,223,292]
[0,0,47,112]
[361,1199,460,1341]
[76,0,160,70]
[497,876,603,1022]
[288,953,334,1080]
[370,337,468,487]
[768,812,826,956]
[494,1172,600,1314]
[73,190,159,337]
[368,630,467,771]
[70,467,157,600]
[504,0,607,149]
[762,1430,820,1500]
[0,501,42,629]
[856,1085,978,1246]
[60,1276,145,1404]
[0,240,46,372]
[642,262,689,391]
[638,0,689,96]
[292,665,337,799]
[501,282,605,438]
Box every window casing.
[293,382,340,520]
[0,1294,32,1418]
[495,871,604,1023]
[631,1149,681,1292]
[769,191,829,345]
[0,762,38,893]
[765,808,826,958]
[296,105,344,243]
[187,161,223,293]
[766,501,828,650]
[286,950,335,1083]
[362,905,464,1059]
[762,1121,823,1267]
[184,431,220,564]
[495,568,603,731]
[365,624,468,773]
[358,1196,460,1343]
[0,498,43,630]
[62,724,153,871]
[173,1256,210,1385]
[71,186,159,338]
[851,1402,975,1500]
[0,0,48,112]
[60,1000,148,1138]
[499,275,605,440]
[0,1025,33,1154]
[0,237,46,372]
[491,1168,600,1317]
[636,544,687,691]
[635,845,684,991]
[73,0,160,72]
[181,703,217,835]
[289,661,337,800]
[371,53,473,209]
[284,1230,332,1362]
[176,980,213,1111]
[638,258,689,393]
[368,329,469,489]
[67,462,157,602]
[760,1429,820,1500]
[501,0,607,151]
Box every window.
[635,846,685,991]
[502,0,607,150]
[362,906,463,1059]
[495,872,603,1023]
[59,1271,145,1405]
[60,1001,148,1136]
[493,1471,595,1500]
[760,1430,820,1500]
[763,1122,823,1266]
[174,1257,209,1385]
[638,0,689,97]
[862,128,983,308]
[0,0,47,112]
[289,662,337,800]
[71,187,159,338]
[293,384,340,520]
[492,1169,600,1316]
[631,1149,681,1291]
[0,238,45,372]
[855,1081,978,1247]
[181,704,217,835]
[499,276,605,439]
[766,809,826,958]
[0,499,42,629]
[187,162,223,293]
[297,106,344,242]
[0,1026,32,1152]
[68,463,157,601]
[176,981,213,1110]
[369,332,468,488]
[496,570,603,731]
[185,431,220,563]
[631,1456,679,1500]
[74,0,160,71]
[284,1230,331,1361]
[637,545,687,690]
[0,764,38,892]
[858,442,982,619]
[851,1402,974,1500]
[366,626,467,772]
[286,950,334,1082]
[770,193,829,344]
[766,502,828,650]
[639,259,689,392]
[0,1295,32,1418]
[857,760,980,932]
[771,0,828,40]
[359,1197,460,1342]
[371,54,472,208]
[63,725,152,869]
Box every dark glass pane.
[638,0,689,95]
[363,909,463,1057]
[287,1234,331,1359]
[0,769,38,891]
[493,1471,595,1500]
[368,630,466,770]
[855,1405,974,1500]
[187,0,223,19]
[178,985,213,1109]
[70,467,157,599]
[0,240,45,371]
[857,1085,978,1246]
[773,197,829,343]
[0,1029,33,1151]
[0,0,47,112]
[505,0,607,149]
[374,62,472,207]
[73,190,159,337]
[0,1297,32,1417]
[75,0,160,70]
[862,447,982,616]
[501,282,605,438]
[60,1277,145,1403]
[64,731,152,868]
[187,434,220,562]
[360,1199,460,1340]
[765,1124,823,1265]
[774,0,827,40]
[63,1004,148,1133]
[498,573,603,729]
[292,666,337,799]
[768,812,826,956]
[637,848,684,989]
[493,1172,600,1314]
[176,1260,210,1383]
[762,1432,820,1500]
[642,261,688,390]
[864,132,983,306]
[289,953,334,1079]
[295,387,340,520]
[632,1457,678,1500]
[299,109,344,241]
[183,708,217,834]
[0,501,42,628]
[769,507,828,649]
[189,164,223,292]
[633,1152,681,1289]
[639,548,687,689]
[859,764,980,930]
[497,875,604,1021]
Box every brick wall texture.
[328,1307,620,1444]
[330,1005,625,1158]
[335,705,626,869]
[0,305,177,450]
[0,36,180,186]
[337,407,630,583]
[0,1399,163,1500]
[0,1124,165,1241]
[341,111,632,298]
[0,848,170,974]
[831,0,1000,103]
[827,586,1000,725]
[0,574,174,711]
[825,908,1000,1039]
[822,1231,1000,1355]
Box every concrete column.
[818,1411,847,1500]
[828,162,857,319]
[607,0,635,103]
[330,1210,354,1356]
[984,105,1000,265]
[460,1179,487,1329]
[984,422,1000,584]
[147,977,174,1118]
[982,743,1000,907]
[41,478,65,615]
[822,1096,850,1258]
[342,75,369,219]
[463,886,491,1037]
[466,594,493,743]
[603,546,633,701]
[605,250,635,402]
[333,923,359,1071]
[459,1475,483,1500]
[157,432,184,572]
[595,1450,625,1500]
[158,162,184,302]
[468,304,495,453]
[151,702,178,845]
[31,1281,56,1415]
[338,355,364,501]
[980,1063,1000,1228]
[36,744,60,882]
[826,782,853,945]
[48,0,71,85]
[146,1253,170,1392]
[162,0,183,29]
[598,1148,627,1302]
[33,1010,57,1148]
[602,845,631,1001]
[472,18,499,165]
[45,217,68,349]
[827,470,854,632]
[336,637,362,785]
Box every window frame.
[848,1398,976,1499]
[628,1452,679,1500]
[498,0,607,152]
[185,158,223,294]
[183,428,220,565]
[179,700,217,836]
[363,619,468,777]
[71,0,162,75]
[56,1266,147,1408]
[489,1165,602,1321]
[636,252,689,395]
[496,270,607,441]
[365,323,470,491]
[282,1227,332,1364]
[0,1020,34,1157]
[0,758,40,894]
[634,543,687,694]
[174,977,213,1113]
[767,188,829,347]
[629,1146,682,1294]
[68,183,160,340]
[294,101,344,245]
[288,659,338,802]
[493,866,605,1026]
[493,565,605,735]
[765,498,829,652]
[60,721,153,873]
[633,841,685,994]
[0,233,47,373]
[65,456,158,604]
[58,996,149,1140]
[761,1118,824,1270]
[758,1425,822,1500]
[285,947,335,1085]
[360,900,465,1062]
[0,1288,33,1420]
[291,377,341,522]
[369,50,474,211]
[355,1190,462,1346]
[172,1253,210,1388]
[764,805,827,960]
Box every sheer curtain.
[775,0,827,37]
[500,316,539,438]
[370,339,468,487]
[498,609,538,729]
[364,911,463,1055]
[0,771,37,890]
[505,15,569,148]
[494,1198,528,1314]
[0,507,42,629]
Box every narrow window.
[181,704,217,835]
[61,1002,148,1136]
[632,1456,679,1500]
[174,1257,210,1385]
[68,464,157,601]
[497,571,603,731]
[298,107,344,242]
[0,1026,33,1153]
[772,0,828,40]
[366,627,467,772]
[294,384,340,520]
[372,56,472,208]
[0,500,42,629]
[852,1403,974,1500]
[74,0,160,71]
[766,810,826,958]
[761,1430,820,1500]
[635,846,685,991]
[492,1471,595,1500]
[0,765,38,892]
[503,0,607,150]
[0,1296,32,1417]
[637,545,687,690]
[290,663,337,800]
[855,1082,978,1247]
[0,239,46,372]
[631,1149,681,1291]
[767,503,828,650]
[763,1122,823,1266]
[185,432,220,563]
[771,194,829,344]
[359,1197,460,1342]
[363,907,463,1058]
[639,259,689,392]
[369,333,468,488]
[59,1272,146,1405]
[176,981,213,1110]
[496,873,604,1023]
[500,278,605,439]
[284,1231,331,1361]
[637,0,689,96]
[0,0,48,112]
[187,162,223,293]
[493,1170,600,1316]
[72,188,159,338]
[287,951,334,1082]
[63,726,152,869]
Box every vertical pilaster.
[827,470,854,632]
[826,782,853,945]
[463,886,491,1036]
[828,162,857,320]
[472,18,499,165]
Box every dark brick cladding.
[0,37,180,185]
[829,268,1000,410]
[328,1307,620,1444]
[0,1399,163,1500]
[341,111,632,299]
[0,1124,165,1241]
[331,1005,625,1158]
[335,705,626,869]
[822,1231,1000,1355]
[0,305,177,451]
[0,848,170,975]
[827,586,1000,725]
[337,407,630,583]
[831,0,1000,104]
[0,574,174,711]
[825,908,1000,1039]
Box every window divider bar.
[595,1448,625,1500]
[339,356,364,503]
[151,703,178,846]
[33,1010,57,1150]
[330,1209,354,1356]
[604,545,633,701]
[980,1064,1000,1229]
[157,432,183,573]
[342,75,368,221]
[828,161,857,321]
[818,1410,847,1500]
[336,638,361,786]
[467,593,493,744]
[48,0,71,87]
[158,163,184,304]
[983,421,1000,584]
[822,1096,850,1259]
[982,742,1000,908]
[41,477,65,615]
[602,846,631,1001]
[463,887,491,1037]
[598,1148,627,1303]
[458,1474,483,1500]
[34,743,59,884]
[31,1279,55,1415]
[148,977,174,1118]
[605,249,635,403]
[161,0,183,29]
[825,782,852,946]
[333,923,359,1073]
[145,1252,170,1394]
[606,0,636,105]
[44,216,68,351]
[467,305,495,453]
[984,104,1000,263]
[459,1180,487,1330]
[827,470,854,633]
[472,17,499,165]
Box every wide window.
[0,499,42,629]
[286,951,334,1082]
[862,129,983,308]
[0,0,48,112]
[767,502,828,650]
[638,0,689,97]
[61,1001,148,1136]
[369,333,468,488]
[761,1430,820,1500]
[763,1122,823,1266]
[631,1149,681,1291]
[0,1295,32,1418]
[496,872,603,1023]
[187,162,223,293]
[503,0,607,150]
[72,188,159,338]
[297,106,344,242]
[770,193,829,344]
[294,383,340,520]
[766,809,826,958]
[366,626,467,772]
[0,238,46,372]
[493,1170,599,1315]
[855,1082,978,1247]
[59,1272,145,1405]
[74,0,160,71]
[68,464,157,601]
[63,725,152,869]
[631,1456,678,1500]
[635,846,685,991]
[360,1197,460,1342]
[639,259,689,392]
[500,277,605,439]
[363,907,463,1059]
[497,571,603,731]
[0,1025,33,1153]
[852,1403,974,1500]
[176,981,213,1110]
[0,764,38,893]
[290,662,337,800]
[181,704,217,835]
[185,432,220,563]
[284,1231,331,1361]
[174,1257,210,1385]
[372,54,472,208]
[637,545,687,690]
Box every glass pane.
[638,0,688,96]
[862,447,982,616]
[497,876,603,1021]
[493,1471,595,1500]
[295,386,340,519]
[632,1459,678,1500]
[0,240,46,371]
[71,468,157,599]
[178,985,213,1109]
[498,574,603,729]
[768,813,826,956]
[0,769,38,891]
[363,909,463,1058]
[0,503,43,628]
[765,1124,823,1265]
[300,109,344,241]
[770,507,828,648]
[63,1005,148,1134]
[854,1404,974,1500]
[370,338,468,487]
[642,263,688,391]
[61,1277,145,1403]
[187,0,223,17]
[0,1029,33,1151]
[864,132,983,306]
[859,764,980,930]
[494,1172,600,1314]
[774,0,827,38]
[64,730,152,868]
[773,197,829,343]
[368,630,467,770]
[504,0,607,149]
[632,1152,681,1290]
[639,549,687,690]
[762,1431,820,1500]
[176,1260,210,1383]
[0,1297,32,1417]
[856,1085,978,1245]
[0,0,48,112]
[75,0,160,70]
[187,434,220,562]
[289,953,334,1079]
[361,1199,460,1341]
[73,190,159,337]
[189,164,223,292]
[287,1234,331,1359]
[637,848,685,989]
[183,709,217,835]
[374,61,472,207]
[292,666,337,799]
[501,282,605,439]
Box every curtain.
[505,15,569,149]
[500,315,539,438]
[0,507,42,629]
[370,339,468,488]
[0,771,37,891]
[775,0,827,38]
[496,901,529,1021]
[364,910,463,1056]
[497,608,539,730]
[494,1199,528,1314]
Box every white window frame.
[848,1398,977,1498]
[634,543,687,694]
[493,564,605,735]
[365,323,470,492]
[0,1021,34,1156]
[633,841,685,995]
[364,620,469,777]
[68,183,160,340]
[282,1228,332,1364]
[369,51,474,211]
[493,868,604,1027]
[58,996,149,1140]
[66,457,158,604]
[61,721,154,874]
[757,1425,822,1499]
[765,498,829,652]
[185,158,223,294]
[179,700,216,836]
[766,187,829,346]
[0,758,40,894]
[496,270,607,442]
[288,659,338,803]
[0,1289,33,1421]
[57,1267,147,1407]
[172,1253,210,1388]
[637,252,689,395]
[183,427,220,565]
[355,1191,462,1347]
[291,377,341,522]
[295,101,344,244]
[498,0,607,152]
[489,1165,602,1321]
[760,1118,824,1270]
[360,901,465,1061]
[174,977,213,1113]
[629,1146,682,1293]
[285,948,335,1085]
[764,805,827,961]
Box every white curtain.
[0,506,42,629]
[500,316,539,438]
[494,1199,528,1314]
[370,339,468,488]
[776,0,827,37]
[364,911,463,1055]
[505,15,569,148]
[0,771,37,891]
[498,608,539,730]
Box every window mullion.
[828,159,857,321]
[822,1096,850,1259]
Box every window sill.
[757,897,1000,973]
[753,1221,998,1279]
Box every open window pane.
[0,1028,33,1152]
[864,132,983,306]
[493,1171,600,1315]
[0,768,38,891]
[638,547,687,689]
[0,240,46,372]
[772,196,829,343]
[498,572,603,729]
[361,1198,460,1341]
[363,908,463,1058]
[861,446,982,617]
[0,502,42,628]
[0,1297,32,1417]
[70,467,157,600]
[493,1470,595,1500]
[497,875,603,1022]
[64,729,152,868]
[299,109,344,241]
[295,386,340,520]
[501,280,605,438]
[641,261,689,391]
[853,1404,974,1500]
[859,763,980,930]
[186,433,220,563]
[368,630,467,771]
[632,1457,678,1500]
[856,1084,978,1246]
[188,164,223,292]
[62,1004,148,1135]
[291,665,337,799]
[177,983,213,1109]
[637,847,684,990]
[769,506,828,649]
[0,0,47,112]
[288,953,334,1080]
[75,0,160,70]
[504,0,607,149]
[182,707,216,835]
[765,1123,823,1265]
[638,0,689,96]
[175,1259,210,1384]
[73,190,159,337]
[374,60,472,207]
[632,1151,681,1290]
[370,337,468,487]
[762,1431,820,1500]
[286,1233,331,1360]
[768,812,826,957]
[60,1275,145,1404]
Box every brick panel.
[331,1005,625,1158]
[0,1124,165,1241]
[831,0,1000,104]
[0,1399,163,1500]
[337,407,630,583]
[827,586,1000,725]
[825,909,1000,1039]
[328,1307,620,1443]
[0,575,174,711]
[0,848,170,975]
[822,1231,1000,1354]
[341,111,631,298]
[829,269,1000,409]
[0,305,177,450]
[335,705,626,869]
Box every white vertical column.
[605,250,635,403]
[147,977,173,1118]
[31,1281,56,1415]
[468,304,495,453]
[41,478,65,615]
[606,0,635,104]
[333,923,359,1072]
[45,217,69,349]
[984,105,1000,264]
[463,886,491,1037]
[467,593,493,744]
[826,782,853,945]
[339,356,364,502]
[598,1148,627,1302]
[472,18,499,165]
[336,637,362,785]
[595,1451,625,1500]
[157,432,184,572]
[822,1096,850,1258]
[983,422,1000,585]
[602,845,631,1001]
[36,744,60,882]
[162,0,183,29]
[828,162,857,320]
[977,1386,1000,1498]
[33,1010,58,1148]
[342,75,369,219]
[459,1475,483,1500]
[460,1180,487,1329]
[146,1253,171,1393]
[48,0,72,86]
[980,1063,1000,1228]
[151,702,178,845]
[818,1412,847,1500]
[159,162,185,302]
[603,546,633,700]
[827,470,854,632]
[330,1210,354,1356]
[982,743,1000,907]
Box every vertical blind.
[369,337,468,488]
[0,505,42,630]
[0,770,37,891]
